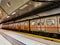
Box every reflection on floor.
[0,29,60,45]
[0,35,12,45]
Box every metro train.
[2,15,60,39]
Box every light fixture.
[7,0,11,7]
[20,4,28,9]
[11,12,16,15]
[34,2,42,7]
[7,16,10,18]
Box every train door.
[46,16,58,33]
[40,18,46,32]
[36,19,41,32]
[20,22,24,30]
[30,19,37,31]
[24,21,29,31]
[18,23,21,30]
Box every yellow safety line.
[19,32,60,43]
[5,30,60,43]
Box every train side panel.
[45,16,58,33]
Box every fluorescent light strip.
[7,16,10,18]
[20,4,28,9]
[12,12,16,15]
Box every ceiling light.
[7,0,11,7]
[47,0,54,1]
[7,2,11,7]
[34,2,42,7]
[7,16,10,18]
[11,12,16,15]
[20,4,28,9]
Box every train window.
[18,23,20,25]
[47,19,55,25]
[25,23,28,26]
[41,21,44,25]
[21,23,24,26]
[32,22,36,26]
[10,24,12,26]
[16,23,18,26]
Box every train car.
[2,15,60,38]
[29,15,60,38]
[44,16,58,37]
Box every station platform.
[0,29,60,45]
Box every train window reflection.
[47,19,55,25]
[32,22,36,26]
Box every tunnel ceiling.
[32,0,60,1]
[0,1,60,23]
[0,0,30,22]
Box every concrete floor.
[0,29,60,45]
